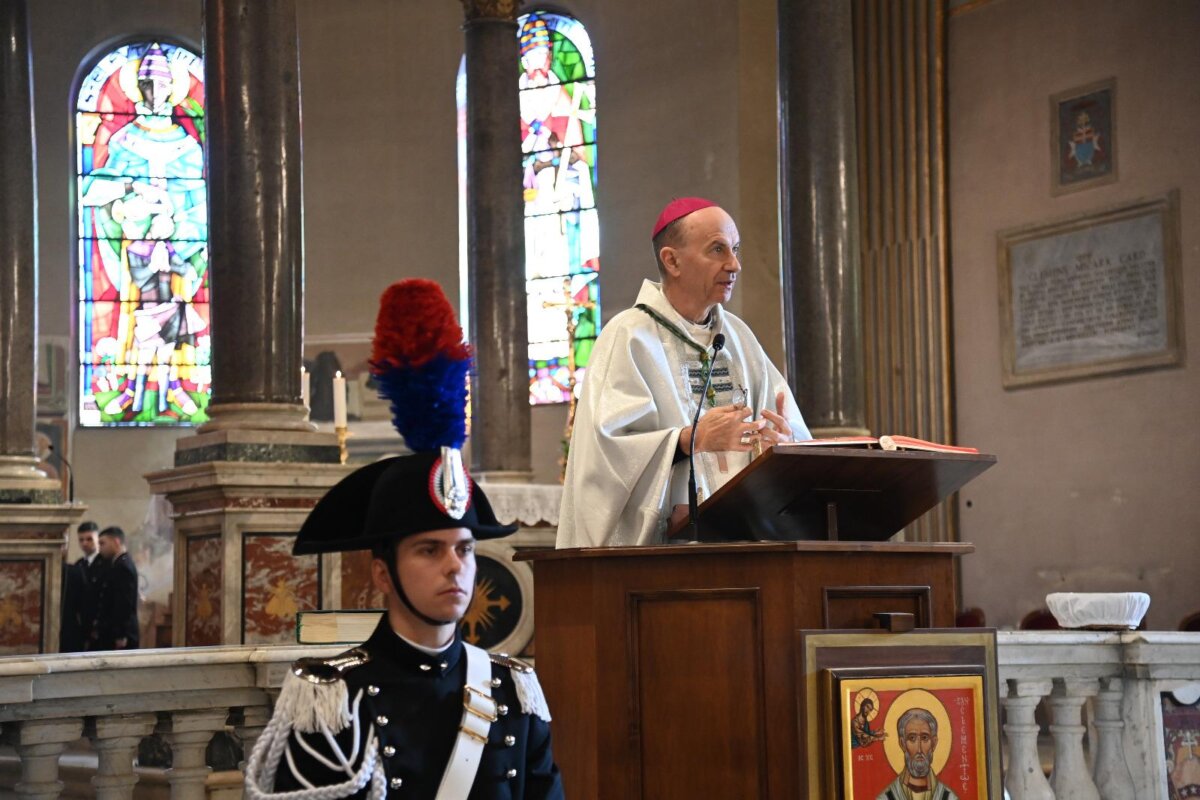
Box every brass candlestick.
[335,425,349,465]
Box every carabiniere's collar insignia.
[429,446,472,520]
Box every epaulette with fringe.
[490,652,551,723]
[276,648,371,735]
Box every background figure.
[59,547,86,652]
[79,521,108,641]
[92,526,140,650]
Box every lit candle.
[300,366,311,410]
[333,371,347,427]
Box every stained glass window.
[76,42,210,426]
[458,10,600,406]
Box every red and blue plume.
[370,280,472,453]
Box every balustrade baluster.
[233,705,272,771]
[88,713,157,800]
[159,708,230,800]
[1048,678,1101,800]
[1003,679,1054,800]
[1091,677,1135,800]
[5,718,84,800]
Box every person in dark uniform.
[73,521,107,648]
[243,280,564,800]
[59,551,87,652]
[91,526,139,650]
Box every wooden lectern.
[516,447,994,799]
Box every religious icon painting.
[1161,688,1200,799]
[832,671,991,800]
[799,629,1002,799]
[1051,78,1117,195]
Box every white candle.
[333,371,347,427]
[300,366,311,410]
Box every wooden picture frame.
[1051,78,1116,195]
[798,629,1003,799]
[997,191,1184,388]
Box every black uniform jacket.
[274,618,564,799]
[59,561,87,652]
[93,552,139,650]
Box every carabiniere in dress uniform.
[243,279,564,800]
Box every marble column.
[201,0,310,435]
[160,708,229,800]
[150,0,348,643]
[0,0,55,500]
[777,0,867,436]
[461,0,531,477]
[89,713,157,800]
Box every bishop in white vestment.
[557,198,811,548]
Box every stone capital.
[460,0,521,22]
[8,717,84,747]
[91,712,157,742]
[160,707,230,737]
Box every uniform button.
[490,678,502,688]
[507,768,518,778]
[383,746,396,757]
[390,777,403,789]
[376,715,389,726]
[439,661,448,670]
[419,664,432,672]
[504,735,516,746]
[497,704,509,716]
[367,685,380,696]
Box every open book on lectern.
[687,443,996,543]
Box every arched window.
[76,41,209,426]
[458,10,600,406]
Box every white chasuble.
[556,280,811,548]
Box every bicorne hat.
[293,279,516,555]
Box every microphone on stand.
[685,333,726,542]
[48,444,75,503]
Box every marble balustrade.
[997,631,1200,800]
[0,632,1198,798]
[0,644,339,798]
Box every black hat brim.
[294,455,517,556]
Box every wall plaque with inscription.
[998,192,1183,388]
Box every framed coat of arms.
[1051,78,1116,195]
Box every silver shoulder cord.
[244,689,386,800]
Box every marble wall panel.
[243,533,319,644]
[185,535,222,646]
[0,559,44,655]
[341,549,385,610]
